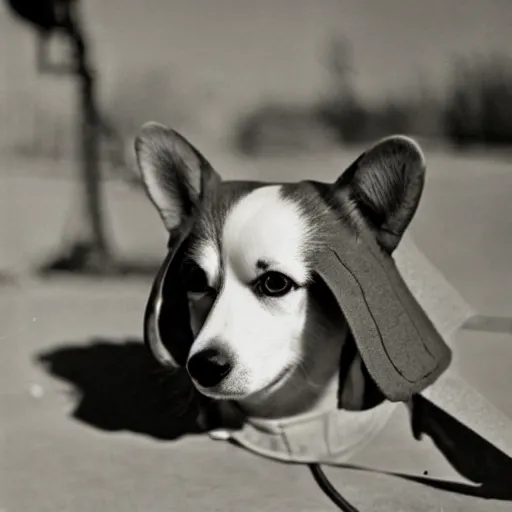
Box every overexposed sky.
[1,0,511,137]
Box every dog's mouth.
[252,364,295,397]
[193,365,295,401]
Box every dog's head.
[135,123,451,418]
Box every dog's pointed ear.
[135,122,221,231]
[333,135,426,253]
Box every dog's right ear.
[135,122,221,231]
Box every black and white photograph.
[1,1,511,511]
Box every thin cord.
[309,464,361,512]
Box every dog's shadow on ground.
[37,338,512,501]
[36,338,205,441]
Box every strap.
[309,464,361,512]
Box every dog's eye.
[255,271,297,298]
[181,260,211,294]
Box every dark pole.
[6,0,116,273]
[64,3,110,263]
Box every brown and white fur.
[135,122,426,422]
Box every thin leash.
[309,464,361,512]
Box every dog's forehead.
[188,181,320,279]
[193,180,268,243]
[223,185,310,255]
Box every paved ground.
[1,148,511,511]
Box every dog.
[134,122,429,424]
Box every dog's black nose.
[187,348,232,388]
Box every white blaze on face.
[223,186,311,286]
[191,241,220,287]
[188,185,313,398]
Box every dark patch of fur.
[282,138,425,258]
[280,179,388,412]
[256,260,269,270]
[336,332,386,410]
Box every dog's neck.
[236,326,348,420]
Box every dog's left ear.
[333,135,426,254]
[135,122,221,231]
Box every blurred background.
[1,2,511,511]
[1,0,511,280]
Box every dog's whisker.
[297,360,322,389]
